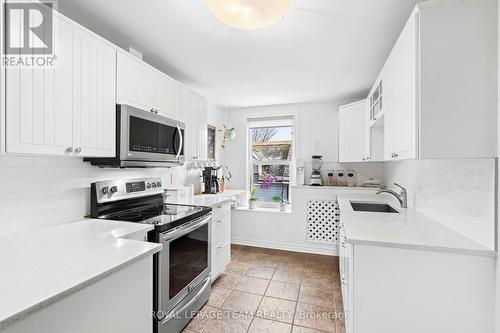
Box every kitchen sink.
[350,201,399,213]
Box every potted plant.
[220,125,236,149]
[248,186,258,209]
[220,166,232,192]
[272,195,282,209]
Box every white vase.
[249,200,257,210]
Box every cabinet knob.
[150,108,155,113]
[155,109,159,114]
[362,158,366,161]
[66,147,73,153]
[75,147,82,153]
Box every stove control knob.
[157,182,162,187]
[101,186,109,194]
[146,183,151,189]
[152,183,157,188]
[110,186,118,193]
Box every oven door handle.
[160,276,211,324]
[176,125,183,161]
[161,215,211,242]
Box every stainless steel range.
[90,177,212,333]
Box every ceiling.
[58,0,424,108]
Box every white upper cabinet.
[154,72,180,119]
[338,100,369,162]
[72,26,116,157]
[117,51,180,119]
[5,7,74,155]
[371,0,497,161]
[4,4,116,157]
[181,87,208,161]
[116,52,155,111]
[197,97,208,161]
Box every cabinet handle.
[66,147,73,153]
[216,246,223,252]
[75,147,82,153]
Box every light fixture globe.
[206,0,290,30]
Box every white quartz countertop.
[338,194,496,257]
[164,189,246,207]
[0,219,162,329]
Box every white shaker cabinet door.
[392,13,417,160]
[116,52,155,112]
[154,72,180,119]
[338,100,367,162]
[72,27,116,157]
[181,87,199,160]
[5,10,73,155]
[197,96,208,161]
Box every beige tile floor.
[183,245,345,333]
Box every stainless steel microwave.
[85,104,185,168]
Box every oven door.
[119,104,185,163]
[158,214,211,315]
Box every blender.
[309,155,323,186]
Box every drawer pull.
[216,246,223,252]
[216,219,223,224]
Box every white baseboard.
[231,237,339,256]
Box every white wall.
[224,102,340,190]
[224,102,384,253]
[383,159,496,250]
[496,1,500,330]
[0,155,186,236]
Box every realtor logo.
[4,1,53,55]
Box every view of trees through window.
[250,126,293,204]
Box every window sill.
[234,206,292,215]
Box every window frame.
[246,115,297,208]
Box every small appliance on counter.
[309,155,323,186]
[202,167,221,194]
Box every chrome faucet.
[376,183,407,208]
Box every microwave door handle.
[176,125,183,160]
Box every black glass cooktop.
[100,203,211,233]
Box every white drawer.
[212,202,231,221]
[212,216,230,242]
[212,235,231,277]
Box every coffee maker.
[202,167,220,194]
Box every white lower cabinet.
[4,3,116,157]
[211,203,231,281]
[2,257,154,333]
[340,240,495,333]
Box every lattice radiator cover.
[306,200,340,244]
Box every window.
[248,117,294,207]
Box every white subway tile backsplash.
[384,158,496,250]
[0,155,186,236]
